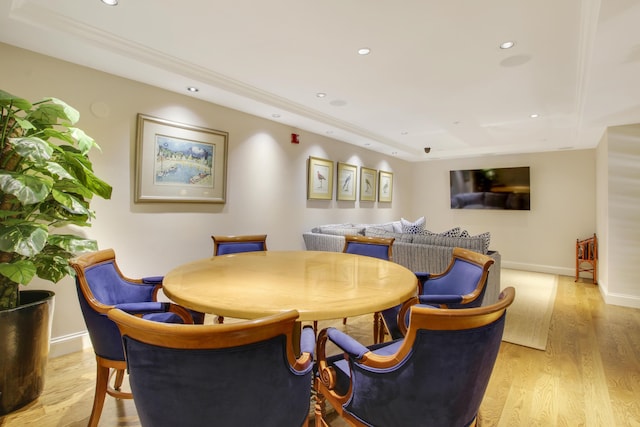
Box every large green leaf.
[0,223,48,256]
[0,90,32,111]
[48,234,98,253]
[6,136,54,163]
[29,99,79,126]
[45,161,75,180]
[0,172,53,205]
[51,188,91,215]
[60,151,112,199]
[70,127,98,154]
[0,260,37,285]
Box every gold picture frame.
[135,114,228,203]
[336,162,357,201]
[307,156,334,200]
[378,170,393,202]
[360,167,377,202]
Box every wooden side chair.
[315,287,516,427]
[337,235,395,343]
[211,234,267,323]
[576,233,597,284]
[69,249,195,427]
[108,309,315,427]
[380,247,495,342]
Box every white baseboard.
[50,331,92,358]
[501,261,574,277]
[501,262,640,309]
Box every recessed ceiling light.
[101,0,118,5]
[272,114,281,118]
[316,92,327,98]
[186,86,199,92]
[401,131,408,135]
[530,113,539,118]
[499,41,515,49]
[358,48,371,55]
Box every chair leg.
[113,368,125,390]
[314,379,329,427]
[342,317,347,325]
[373,312,381,344]
[88,360,110,427]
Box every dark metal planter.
[0,290,55,415]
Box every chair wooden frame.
[576,234,597,284]
[107,309,314,426]
[211,234,268,256]
[339,235,395,343]
[70,249,193,427]
[314,287,516,427]
[379,247,494,342]
[108,309,312,369]
[418,247,495,305]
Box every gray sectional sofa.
[302,221,501,306]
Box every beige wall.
[410,150,597,274]
[2,42,636,357]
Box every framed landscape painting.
[360,167,377,202]
[135,114,228,203]
[378,170,393,202]
[337,162,357,201]
[307,156,334,200]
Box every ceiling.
[1,0,639,162]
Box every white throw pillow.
[400,216,426,234]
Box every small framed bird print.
[337,162,357,201]
[307,156,334,200]
[378,170,393,202]
[360,167,377,202]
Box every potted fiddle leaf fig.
[0,89,112,414]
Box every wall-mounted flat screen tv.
[450,166,530,210]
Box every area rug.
[500,269,558,351]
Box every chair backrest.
[323,287,515,427]
[342,235,395,261]
[211,234,268,256]
[70,249,156,361]
[107,309,314,427]
[421,247,494,308]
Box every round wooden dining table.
[162,250,418,322]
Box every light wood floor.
[1,274,639,426]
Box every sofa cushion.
[424,227,462,237]
[400,217,426,234]
[364,227,414,243]
[317,224,366,236]
[412,233,487,254]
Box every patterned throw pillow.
[440,227,462,237]
[401,217,426,234]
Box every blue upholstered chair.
[339,235,395,343]
[380,247,495,341]
[211,234,267,323]
[211,234,268,255]
[69,249,195,427]
[107,308,316,427]
[314,287,515,427]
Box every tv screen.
[450,167,530,210]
